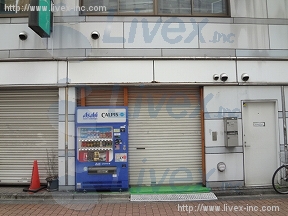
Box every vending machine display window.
[77,127,114,163]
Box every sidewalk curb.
[0,187,278,200]
[212,188,278,197]
[0,192,131,201]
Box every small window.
[193,0,227,14]
[119,0,154,13]
[158,0,192,15]
[0,0,29,16]
[81,0,229,16]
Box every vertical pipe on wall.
[281,87,287,151]
[124,87,128,106]
[80,88,86,106]
[65,87,68,185]
[200,86,206,186]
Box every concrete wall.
[0,0,288,59]
[1,60,288,86]
[204,86,283,187]
[1,0,288,190]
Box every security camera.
[220,73,228,82]
[241,73,249,82]
[19,31,28,40]
[213,74,219,81]
[91,31,100,40]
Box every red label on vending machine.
[79,151,87,162]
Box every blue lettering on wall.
[104,15,235,45]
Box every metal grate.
[130,193,217,202]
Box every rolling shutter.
[0,89,58,184]
[77,86,124,106]
[128,86,202,185]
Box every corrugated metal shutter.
[0,89,58,184]
[128,86,202,185]
[77,86,124,106]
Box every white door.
[242,101,278,186]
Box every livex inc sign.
[103,17,235,48]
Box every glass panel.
[158,0,191,14]
[0,0,4,12]
[77,127,113,163]
[82,0,117,13]
[193,0,227,14]
[0,0,30,14]
[119,0,153,13]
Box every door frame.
[241,100,280,186]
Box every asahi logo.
[83,112,98,119]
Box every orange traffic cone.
[23,160,46,193]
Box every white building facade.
[0,0,288,190]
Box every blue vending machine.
[75,106,128,191]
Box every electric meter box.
[224,117,238,147]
